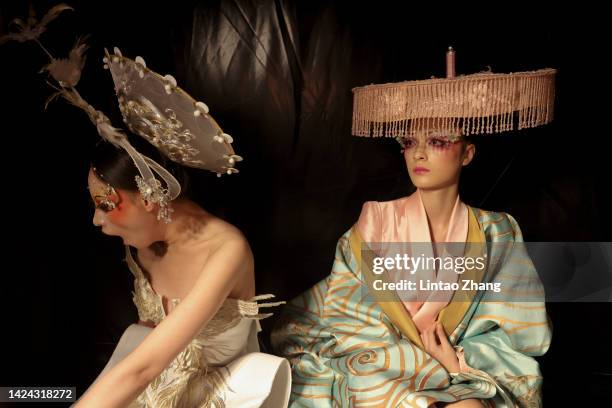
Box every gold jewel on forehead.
[93,184,117,199]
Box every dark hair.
[460,135,472,151]
[90,137,191,198]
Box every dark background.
[1,0,610,406]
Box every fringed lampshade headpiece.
[352,48,556,139]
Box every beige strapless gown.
[90,248,291,408]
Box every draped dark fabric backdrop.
[1,0,610,405]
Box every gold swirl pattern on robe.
[272,206,551,408]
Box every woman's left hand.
[420,321,461,373]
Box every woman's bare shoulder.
[179,205,250,253]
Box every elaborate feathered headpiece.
[1,3,242,223]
